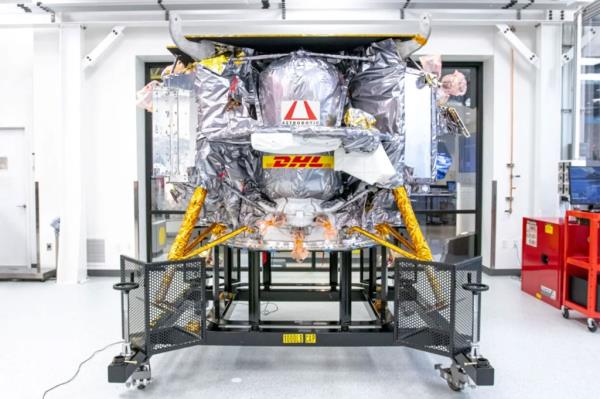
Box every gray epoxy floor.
[1,274,599,399]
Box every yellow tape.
[262,155,333,169]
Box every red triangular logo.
[283,100,318,121]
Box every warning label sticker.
[540,285,557,300]
[281,100,320,126]
[526,220,537,247]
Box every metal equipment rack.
[108,246,494,392]
[562,210,600,332]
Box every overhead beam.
[562,25,598,64]
[29,0,590,13]
[81,25,125,70]
[496,24,540,68]
[0,0,588,26]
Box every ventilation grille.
[87,239,106,263]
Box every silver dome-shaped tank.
[259,51,343,127]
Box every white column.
[57,24,87,283]
[33,27,61,270]
[532,23,562,217]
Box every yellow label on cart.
[545,224,554,235]
[263,155,334,169]
[282,333,317,344]
[282,333,305,344]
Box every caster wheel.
[137,383,146,390]
[561,306,569,319]
[587,319,598,333]
[447,380,464,392]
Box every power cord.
[234,301,279,316]
[262,302,279,316]
[42,340,123,399]
[513,241,521,266]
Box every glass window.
[412,63,482,259]
[578,11,600,160]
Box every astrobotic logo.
[281,100,320,125]
[262,155,334,169]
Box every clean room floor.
[1,273,599,399]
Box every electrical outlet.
[502,240,508,249]
[46,243,52,251]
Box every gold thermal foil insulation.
[182,226,251,260]
[167,187,207,261]
[392,187,433,261]
[348,226,417,260]
[392,186,444,304]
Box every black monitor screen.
[569,166,600,205]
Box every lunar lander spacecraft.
[110,14,494,392]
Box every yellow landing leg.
[349,186,444,305]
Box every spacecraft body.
[155,36,464,257]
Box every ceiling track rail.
[1,0,588,27]
[11,1,587,13]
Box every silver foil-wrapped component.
[194,62,258,137]
[163,71,196,91]
[259,51,344,127]
[259,154,342,200]
[153,37,447,249]
[206,125,383,153]
[347,39,408,188]
[349,39,406,135]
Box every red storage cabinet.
[521,218,564,308]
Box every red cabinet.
[521,218,564,308]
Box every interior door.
[0,128,30,266]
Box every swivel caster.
[127,363,152,389]
[447,379,465,392]
[435,363,468,392]
[561,306,569,319]
[587,318,598,333]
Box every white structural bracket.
[496,24,540,68]
[562,26,598,65]
[81,26,125,70]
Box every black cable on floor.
[41,340,123,399]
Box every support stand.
[109,250,494,391]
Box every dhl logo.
[262,155,334,169]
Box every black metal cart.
[108,246,493,392]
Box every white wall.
[0,28,36,265]
[32,28,61,270]
[0,28,33,128]
[419,24,549,270]
[27,26,171,273]
[6,22,562,273]
[434,24,562,270]
[83,27,172,270]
